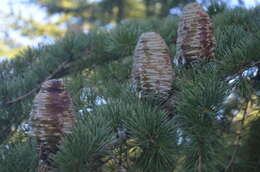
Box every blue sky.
[0,0,260,59]
[0,0,59,48]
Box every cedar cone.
[29,79,75,171]
[174,2,216,66]
[132,32,173,99]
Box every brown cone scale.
[132,32,173,99]
[175,3,216,66]
[29,79,75,171]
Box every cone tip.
[41,79,64,92]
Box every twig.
[198,151,202,172]
[3,60,71,106]
[226,60,260,82]
[224,99,249,172]
[3,88,39,106]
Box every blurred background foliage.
[0,0,250,59]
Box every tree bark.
[144,0,155,17]
[117,0,125,23]
[159,0,170,17]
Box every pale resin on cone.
[29,79,75,171]
[175,2,216,66]
[132,32,173,99]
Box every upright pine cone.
[132,32,173,99]
[29,79,75,171]
[174,2,215,66]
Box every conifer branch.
[226,59,260,82]
[4,88,39,106]
[3,60,71,106]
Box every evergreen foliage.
[1,4,260,172]
[52,113,116,172]
[124,101,177,172]
[0,141,38,172]
[175,66,228,172]
[241,117,260,172]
